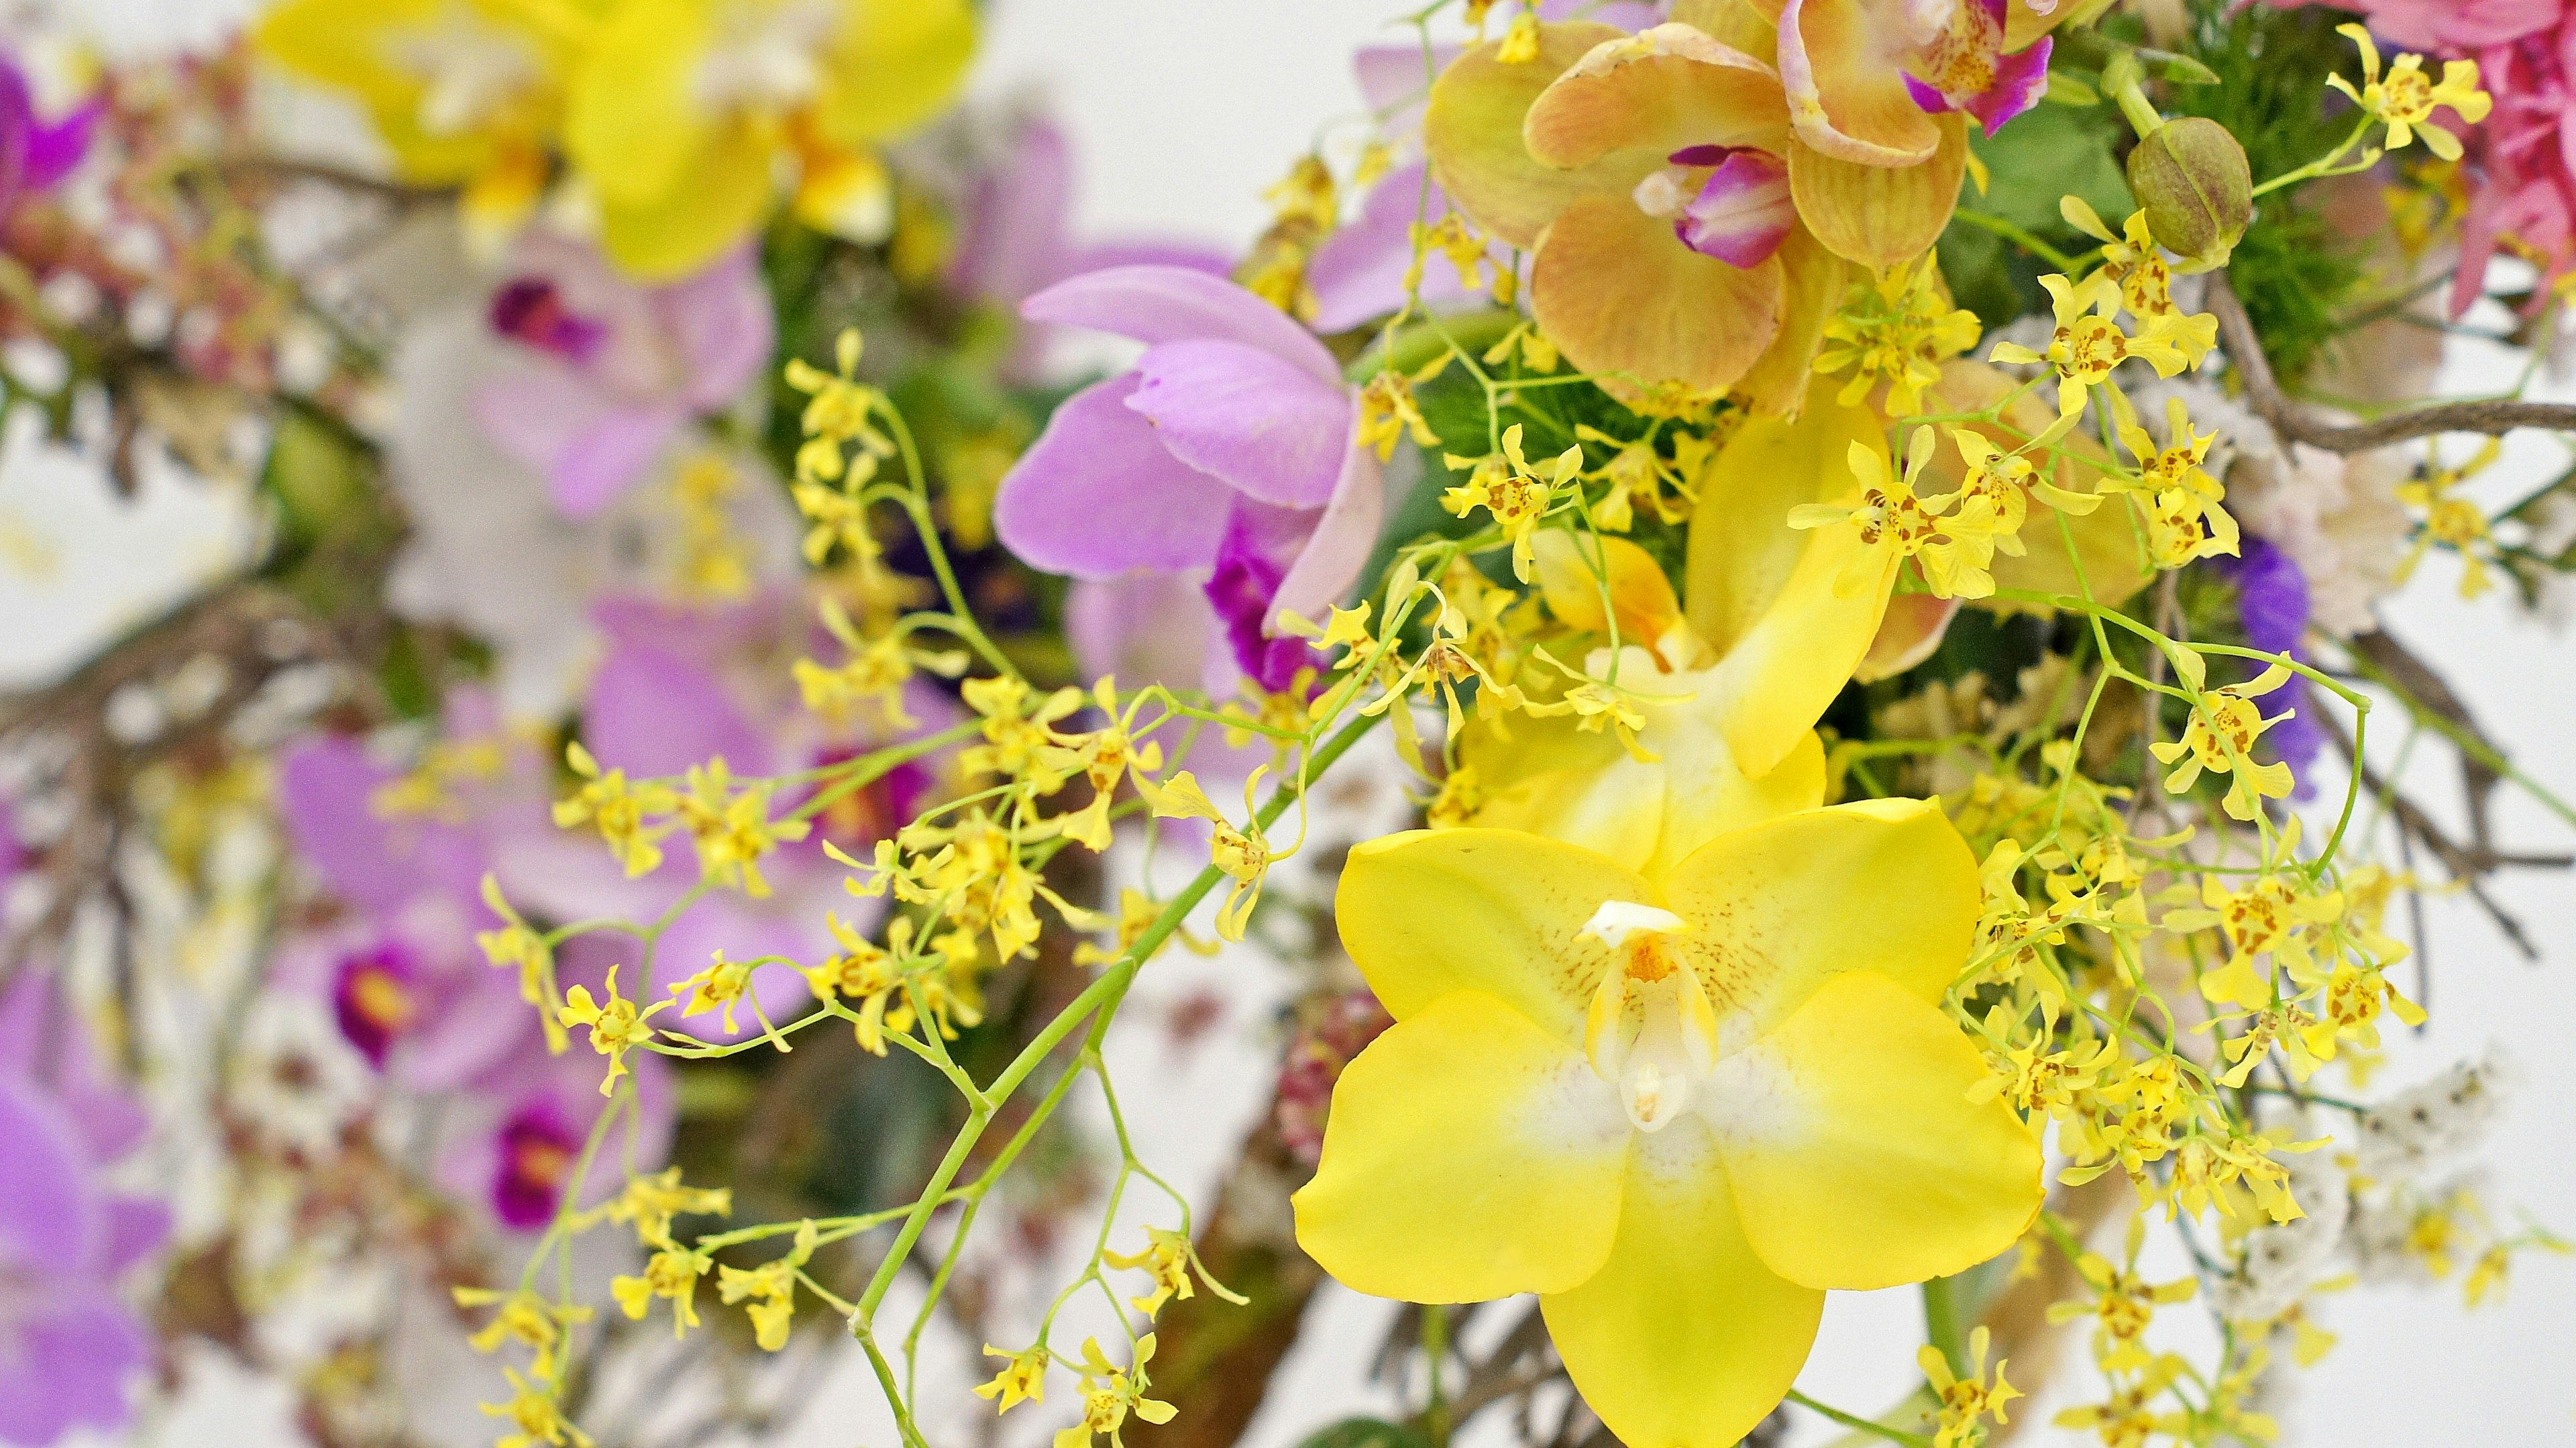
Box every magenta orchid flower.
[0,49,97,219]
[0,975,170,1448]
[994,266,1385,694]
[470,235,774,519]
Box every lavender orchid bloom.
[276,734,535,1087]
[0,975,170,1448]
[951,113,1232,379]
[994,266,1384,695]
[0,50,98,219]
[471,236,774,519]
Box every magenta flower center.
[493,1108,581,1229]
[489,277,608,362]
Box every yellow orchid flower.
[2329,24,2492,164]
[256,0,582,252]
[1294,807,2041,1448]
[564,0,976,279]
[1456,380,1894,879]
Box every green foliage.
[1943,100,2133,327]
[2171,1,2374,387]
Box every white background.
[6,1,2573,1444]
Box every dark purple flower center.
[493,1106,581,1230]
[489,277,608,362]
[1204,513,1330,697]
[331,944,420,1069]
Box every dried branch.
[2347,630,2502,849]
[2314,709,2561,960]
[2208,274,2576,453]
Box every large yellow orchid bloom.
[1458,378,1893,878]
[564,0,975,279]
[1295,809,2041,1448]
[256,0,585,248]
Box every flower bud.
[2126,117,2254,268]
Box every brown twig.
[2208,274,2576,453]
[2347,629,2502,849]
[2314,708,2561,960]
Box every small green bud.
[2126,117,2254,269]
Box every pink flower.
[2314,0,2576,311]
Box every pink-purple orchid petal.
[995,372,1239,579]
[1672,148,1797,268]
[1903,34,2053,136]
[1126,338,1354,509]
[277,736,488,918]
[1268,413,1391,631]
[1021,264,1342,384]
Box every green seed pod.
[2126,117,2255,268]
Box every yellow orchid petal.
[1462,696,1827,881]
[1540,1121,1824,1448]
[1776,0,1942,166]
[1684,376,1895,774]
[1732,226,1849,417]
[1853,592,1961,683]
[813,0,977,144]
[593,123,779,280]
[1661,796,1980,1033]
[1784,113,1971,268]
[1425,23,1633,250]
[1522,24,1790,170]
[1531,193,1788,394]
[565,0,710,207]
[1923,361,2153,609]
[2004,0,2073,50]
[1669,0,1786,62]
[1292,991,1631,1302]
[1335,828,1658,1035]
[1532,531,1687,650]
[1711,971,2043,1290]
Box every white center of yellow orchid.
[695,0,837,113]
[392,15,539,138]
[1630,169,1691,220]
[1580,900,1721,1134]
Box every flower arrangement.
[1,2,2572,1447]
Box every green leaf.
[1296,1419,1437,1448]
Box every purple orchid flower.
[2216,535,2324,797]
[0,974,170,1448]
[1898,0,2055,137]
[951,113,1232,380]
[0,50,98,221]
[993,266,1385,695]
[1664,145,1797,266]
[470,236,774,519]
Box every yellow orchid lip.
[1580,900,1722,1132]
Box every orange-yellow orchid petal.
[1533,194,1788,395]
[1786,112,1972,267]
[1426,23,1635,250]
[1733,225,1849,415]
[1776,0,1943,164]
[1523,24,1791,168]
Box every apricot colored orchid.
[1768,0,2067,164]
[1295,810,2041,1448]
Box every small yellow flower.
[2149,662,2300,821]
[558,965,671,1095]
[1919,1327,2020,1448]
[475,877,561,1049]
[793,597,969,730]
[598,1167,733,1249]
[2396,439,2500,599]
[1357,364,1444,460]
[480,1367,594,1448]
[1052,1337,1177,1448]
[453,1288,594,1385]
[678,759,811,898]
[803,913,912,1054]
[1989,272,2196,427]
[1441,425,1580,582]
[1788,432,2004,601]
[2331,25,2493,162]
[975,1344,1050,1413]
[715,1221,816,1351]
[553,742,680,878]
[1813,253,1983,416]
[1136,770,1284,942]
[611,1242,712,1338]
[666,951,767,1037]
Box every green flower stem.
[1920,1274,1967,1378]
[1787,1390,1933,1448]
[1948,209,2080,272]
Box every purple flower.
[0,975,169,1447]
[0,50,97,220]
[2216,536,2325,796]
[993,266,1385,691]
[1897,0,2054,137]
[470,236,774,518]
[950,112,1231,379]
[1666,146,1796,267]
[331,939,421,1070]
[277,733,490,919]
[489,1101,583,1231]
